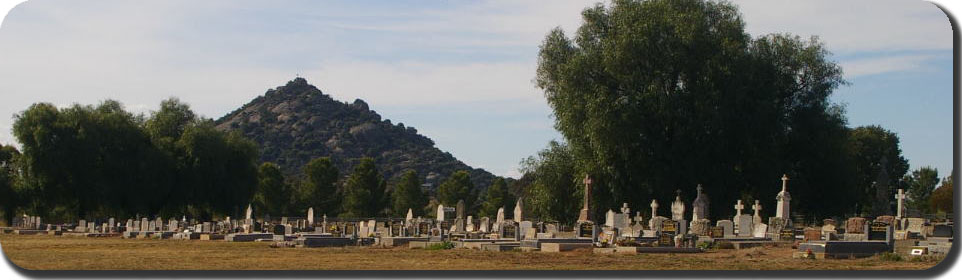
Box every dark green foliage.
[479,177,513,218]
[297,157,340,216]
[253,162,291,216]
[849,126,910,214]
[437,170,474,209]
[902,167,939,212]
[214,78,498,196]
[12,99,259,221]
[0,144,20,224]
[519,141,580,224]
[534,0,879,219]
[341,158,387,217]
[392,170,427,216]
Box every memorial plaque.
[418,223,430,236]
[779,229,794,241]
[868,222,889,241]
[711,226,724,238]
[391,223,402,236]
[659,233,674,247]
[579,223,594,238]
[662,220,678,235]
[503,224,517,239]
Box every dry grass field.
[0,234,945,270]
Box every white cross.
[752,200,762,217]
[895,189,907,218]
[734,200,745,217]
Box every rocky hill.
[215,78,498,194]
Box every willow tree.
[535,0,854,218]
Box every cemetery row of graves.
[1,175,953,260]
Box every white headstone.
[775,174,791,219]
[495,207,505,224]
[307,207,314,225]
[671,190,686,221]
[513,200,524,221]
[245,204,253,220]
[650,199,659,217]
[691,184,709,221]
[895,189,907,219]
[752,200,763,225]
[752,223,768,238]
[405,208,414,223]
[436,204,446,222]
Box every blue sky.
[0,0,954,179]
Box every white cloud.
[735,0,951,53]
[839,54,938,79]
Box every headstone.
[690,219,711,236]
[140,218,149,232]
[716,220,734,237]
[155,217,163,231]
[405,208,414,224]
[768,217,788,239]
[513,200,524,222]
[495,207,505,224]
[733,200,745,227]
[479,217,490,233]
[650,199,659,220]
[466,216,475,232]
[736,214,753,237]
[751,200,763,225]
[660,219,679,236]
[108,218,116,232]
[752,223,768,238]
[519,221,533,239]
[245,204,253,220]
[456,200,465,219]
[867,221,892,241]
[845,217,867,234]
[671,190,686,221]
[649,216,669,233]
[691,184,709,221]
[436,204,446,222]
[775,174,791,220]
[578,175,593,222]
[307,207,314,225]
[169,219,178,232]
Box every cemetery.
[0,174,950,270]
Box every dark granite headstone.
[578,222,594,238]
[868,222,890,241]
[932,224,952,238]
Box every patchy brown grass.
[0,234,943,270]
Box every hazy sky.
[0,0,954,179]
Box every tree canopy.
[12,99,259,221]
[341,157,388,217]
[533,0,897,219]
[902,167,939,213]
[437,170,475,209]
[391,169,427,216]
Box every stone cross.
[895,189,907,219]
[752,200,763,223]
[734,200,745,217]
[578,175,593,222]
[650,199,659,217]
[775,174,791,219]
